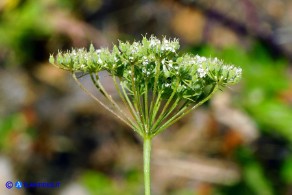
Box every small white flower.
[165,83,171,87]
[196,56,206,63]
[98,58,102,64]
[197,66,207,78]
[235,68,242,75]
[150,40,156,47]
[161,38,176,52]
[168,60,173,68]
[142,56,149,65]
[149,37,161,47]
[143,60,149,65]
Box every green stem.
[72,73,133,128]
[150,81,180,132]
[113,76,142,133]
[90,73,133,127]
[148,59,161,124]
[120,82,144,133]
[144,81,149,133]
[151,98,181,133]
[130,65,146,133]
[144,137,152,195]
[153,84,219,136]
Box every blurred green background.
[1,0,292,194]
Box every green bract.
[50,35,241,195]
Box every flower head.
[50,35,241,103]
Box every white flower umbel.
[50,35,242,195]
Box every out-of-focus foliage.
[0,0,52,66]
[1,0,292,195]
[81,170,142,195]
[196,44,292,195]
[199,45,292,140]
[282,156,292,183]
[0,112,32,151]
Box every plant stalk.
[144,137,152,195]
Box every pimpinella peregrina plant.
[50,35,242,195]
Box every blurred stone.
[153,149,240,185]
[33,63,68,89]
[0,69,35,116]
[208,24,239,48]
[58,182,89,195]
[0,156,23,195]
[266,0,285,19]
[211,91,259,143]
[171,5,205,44]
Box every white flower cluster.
[161,39,177,52]
[192,55,210,78]
[148,35,179,54]
[50,35,242,102]
[149,37,161,47]
[197,66,208,78]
